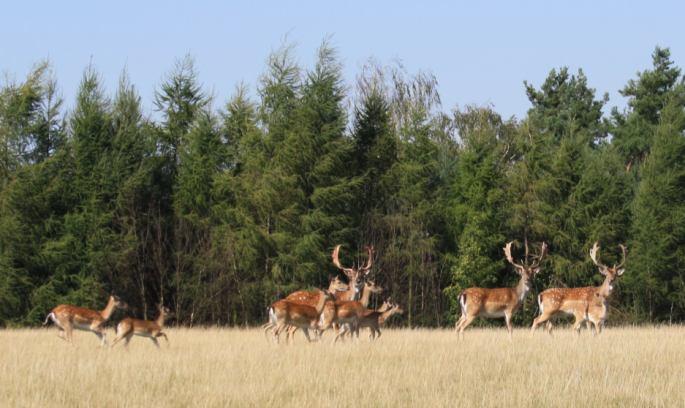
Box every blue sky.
[1,0,683,119]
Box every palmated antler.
[504,241,525,270]
[589,242,607,274]
[360,245,374,276]
[530,242,548,269]
[332,245,356,278]
[615,244,627,269]
[504,240,547,274]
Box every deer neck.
[379,308,396,325]
[342,276,360,301]
[314,292,328,315]
[514,276,531,303]
[359,286,373,308]
[598,275,614,298]
[99,297,117,321]
[155,312,167,328]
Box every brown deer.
[455,240,547,337]
[43,294,128,346]
[270,289,335,343]
[288,279,383,341]
[331,244,374,301]
[111,305,173,349]
[358,300,404,340]
[531,242,626,335]
[261,276,348,338]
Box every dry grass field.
[1,326,684,407]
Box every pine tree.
[612,47,685,170]
[628,100,685,321]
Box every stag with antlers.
[531,242,626,335]
[455,240,547,338]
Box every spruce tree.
[628,100,685,321]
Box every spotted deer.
[269,289,335,343]
[43,294,128,346]
[455,240,547,337]
[531,242,626,335]
[261,275,348,338]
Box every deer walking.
[531,242,626,335]
[455,240,547,338]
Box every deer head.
[111,294,129,310]
[590,242,626,296]
[332,244,374,297]
[328,275,349,293]
[504,240,548,294]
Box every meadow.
[1,326,683,407]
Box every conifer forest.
[1,43,684,328]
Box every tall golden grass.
[1,326,683,407]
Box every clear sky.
[1,0,683,119]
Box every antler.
[530,242,548,268]
[503,241,524,270]
[332,245,355,277]
[615,244,627,269]
[589,242,606,268]
[360,245,374,275]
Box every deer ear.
[617,268,625,276]
[598,267,608,276]
[531,267,540,275]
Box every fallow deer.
[288,279,383,341]
[43,294,128,346]
[111,305,173,349]
[331,244,374,301]
[270,289,335,343]
[531,242,626,335]
[261,275,347,338]
[358,300,404,340]
[455,240,547,337]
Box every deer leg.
[301,328,312,343]
[455,315,466,332]
[504,312,513,339]
[64,322,74,344]
[110,331,125,348]
[124,333,133,348]
[150,337,161,349]
[572,313,585,336]
[158,332,170,347]
[531,312,552,334]
[273,323,287,344]
[334,324,350,343]
[262,322,275,341]
[545,321,554,336]
[92,327,107,347]
[458,315,476,337]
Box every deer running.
[43,294,128,346]
[111,305,173,348]
[531,242,626,335]
[455,240,547,337]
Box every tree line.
[1,43,684,327]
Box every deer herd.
[42,241,627,347]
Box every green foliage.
[0,44,684,327]
[628,100,685,321]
